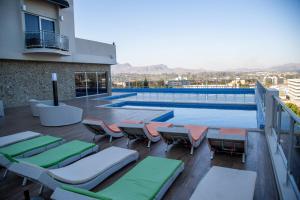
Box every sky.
[74,0,300,70]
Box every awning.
[47,0,69,8]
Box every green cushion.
[97,156,183,200]
[17,140,96,168]
[61,185,111,200]
[0,136,62,159]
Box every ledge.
[23,48,71,56]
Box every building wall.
[0,59,111,108]
[288,79,300,100]
[0,0,116,65]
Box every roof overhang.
[47,0,69,8]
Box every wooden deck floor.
[0,96,279,200]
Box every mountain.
[112,63,300,74]
[268,63,300,72]
[111,63,205,74]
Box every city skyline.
[74,0,300,70]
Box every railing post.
[265,89,279,135]
[276,105,282,152]
[286,117,295,184]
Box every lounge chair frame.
[157,126,207,155]
[51,162,184,200]
[118,123,160,148]
[82,119,123,143]
[8,145,99,189]
[207,129,248,163]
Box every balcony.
[24,31,70,55]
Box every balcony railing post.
[265,89,279,136]
[276,105,282,153]
[286,117,295,184]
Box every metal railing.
[257,81,300,199]
[25,31,69,51]
[256,81,267,109]
[272,96,300,196]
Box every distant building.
[0,0,116,107]
[167,80,191,88]
[288,79,300,101]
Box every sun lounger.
[82,117,143,142]
[207,128,248,163]
[8,140,98,188]
[157,125,208,154]
[0,135,63,168]
[35,147,138,192]
[189,166,257,200]
[118,122,173,148]
[0,131,41,148]
[51,156,184,200]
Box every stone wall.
[0,59,111,108]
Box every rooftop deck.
[0,96,279,200]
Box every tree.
[143,77,149,88]
[286,103,300,116]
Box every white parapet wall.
[265,88,299,200]
[0,100,4,116]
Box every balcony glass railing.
[257,81,300,199]
[25,31,69,51]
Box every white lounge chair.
[51,156,184,200]
[157,125,208,154]
[8,140,98,187]
[0,131,41,148]
[22,147,138,192]
[82,117,143,142]
[189,166,257,200]
[118,122,173,148]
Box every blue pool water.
[123,105,258,128]
[109,92,255,104]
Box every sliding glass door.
[86,72,97,95]
[75,72,87,97]
[98,72,107,94]
[75,72,108,97]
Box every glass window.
[86,73,98,95]
[41,18,55,48]
[25,13,39,32]
[25,13,41,47]
[98,72,107,94]
[75,73,87,97]
[75,72,108,97]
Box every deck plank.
[0,96,278,200]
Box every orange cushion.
[219,128,246,136]
[146,122,173,137]
[121,120,143,124]
[184,125,208,141]
[107,123,122,133]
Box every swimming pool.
[100,88,261,129]
[124,105,257,128]
[103,100,258,128]
[102,92,255,104]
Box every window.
[25,13,40,32]
[98,72,107,94]
[86,73,97,95]
[75,72,108,97]
[24,13,56,48]
[75,73,87,97]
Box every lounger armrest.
[0,154,12,168]
[51,187,98,200]
[117,123,145,129]
[156,127,189,135]
[9,161,47,180]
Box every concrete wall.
[0,0,116,65]
[0,59,111,108]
